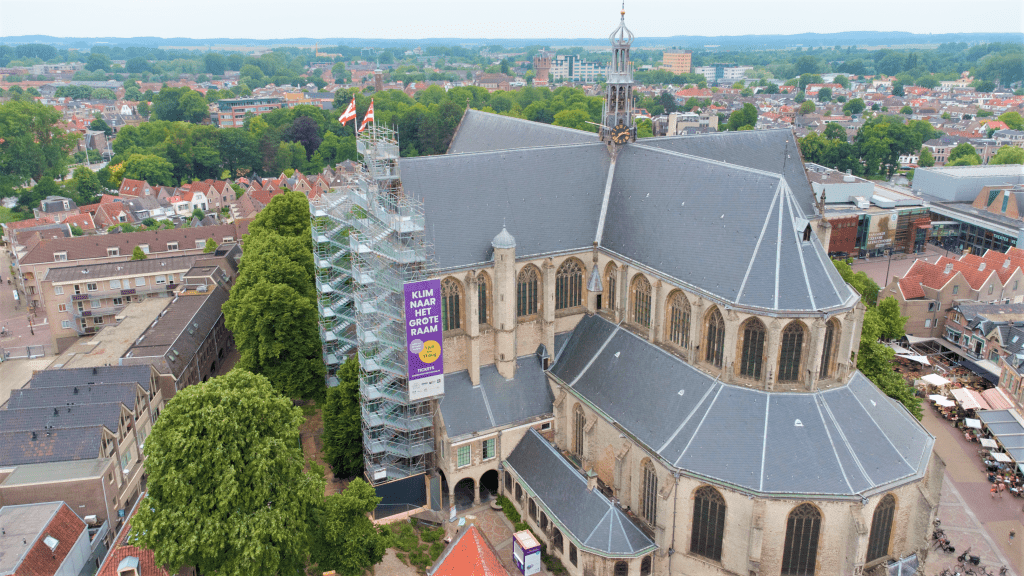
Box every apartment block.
[211,97,285,127]
[661,50,692,75]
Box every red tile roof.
[898,274,926,299]
[898,253,1009,298]
[4,216,56,231]
[97,497,172,576]
[17,503,87,576]
[430,525,509,576]
[64,212,96,231]
[119,179,151,197]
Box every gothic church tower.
[600,6,635,145]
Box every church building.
[315,8,941,576]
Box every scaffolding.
[310,123,436,483]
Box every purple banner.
[404,279,444,401]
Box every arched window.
[556,259,584,310]
[640,460,658,526]
[541,512,548,531]
[779,323,805,382]
[690,485,726,562]
[517,266,539,317]
[667,292,691,348]
[705,308,725,368]
[866,494,896,562]
[515,482,523,503]
[477,272,491,326]
[781,503,822,576]
[640,556,652,576]
[504,471,512,492]
[819,319,838,379]
[740,318,767,379]
[441,277,462,331]
[529,498,537,521]
[573,404,585,459]
[631,275,652,328]
[552,528,564,554]
[605,263,618,311]
[614,561,628,576]
[569,543,578,566]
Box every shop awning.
[982,388,1014,411]
[981,438,999,448]
[992,452,1012,463]
[897,354,930,365]
[1007,448,1024,462]
[999,435,1024,449]
[965,418,982,430]
[952,388,991,411]
[979,410,1018,425]
[936,398,956,408]
[922,374,951,387]
[928,394,948,402]
[961,358,1000,385]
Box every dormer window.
[54,252,68,262]
[167,242,178,251]
[107,247,119,257]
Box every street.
[0,247,52,359]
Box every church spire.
[600,4,635,146]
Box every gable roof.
[505,428,656,556]
[20,223,243,265]
[428,524,510,576]
[0,502,86,576]
[28,365,155,394]
[401,111,852,313]
[0,426,105,466]
[5,383,140,411]
[96,496,171,576]
[550,314,934,497]
[0,402,125,435]
[447,109,598,154]
[438,355,552,439]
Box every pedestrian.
[993,483,999,497]
[1011,530,1016,544]
[1000,482,1007,497]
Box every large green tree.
[858,299,920,419]
[727,103,758,130]
[323,357,363,478]
[0,100,78,195]
[310,479,387,576]
[998,111,1023,131]
[991,146,1024,165]
[947,142,981,166]
[122,154,175,186]
[223,191,324,401]
[130,369,325,576]
[918,147,935,167]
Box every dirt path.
[299,406,345,496]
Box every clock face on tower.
[611,124,630,145]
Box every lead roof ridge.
[629,143,787,180]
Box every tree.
[192,207,205,221]
[85,52,110,72]
[727,103,758,131]
[203,237,217,253]
[218,128,259,177]
[817,87,832,102]
[90,117,113,136]
[998,111,1024,131]
[799,100,816,115]
[832,258,880,306]
[322,357,363,477]
[636,118,654,138]
[918,147,935,167]
[70,225,84,236]
[203,52,227,76]
[990,146,1024,165]
[948,142,981,166]
[891,82,905,97]
[552,108,595,132]
[122,154,175,186]
[834,75,850,89]
[70,167,103,203]
[975,80,996,93]
[823,123,847,142]
[125,57,150,74]
[310,479,387,576]
[843,98,866,116]
[152,87,209,123]
[284,116,322,160]
[0,100,78,194]
[132,245,147,260]
[899,105,913,115]
[130,369,325,576]
[761,83,780,94]
[331,62,351,83]
[223,191,324,401]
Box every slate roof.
[550,314,934,497]
[0,402,124,435]
[401,111,854,312]
[44,254,201,283]
[505,428,656,556]
[447,109,598,154]
[0,426,104,466]
[438,355,553,439]
[5,383,139,411]
[401,143,609,270]
[29,365,154,394]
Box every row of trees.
[832,259,920,419]
[798,115,944,178]
[222,190,326,402]
[131,369,387,576]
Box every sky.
[1,0,1022,39]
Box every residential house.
[885,247,1024,337]
[13,222,247,311]
[92,202,137,230]
[34,196,80,223]
[941,301,1024,383]
[117,180,156,199]
[96,496,195,576]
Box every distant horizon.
[1,0,1021,40]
